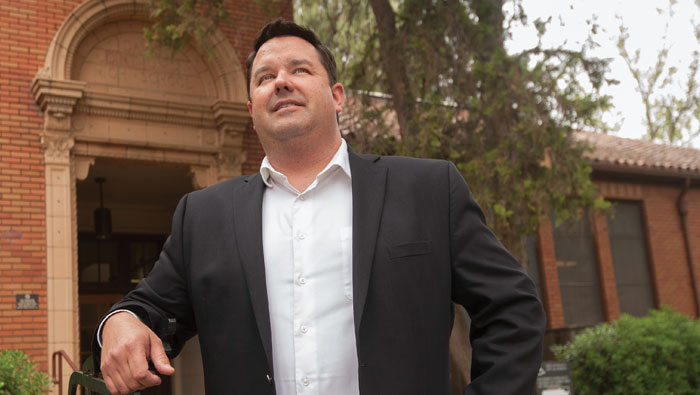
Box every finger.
[127,344,161,388]
[102,352,131,394]
[107,343,146,392]
[103,374,118,395]
[105,369,130,395]
[149,334,175,376]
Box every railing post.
[52,350,79,395]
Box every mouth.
[273,100,303,112]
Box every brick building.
[535,132,700,356]
[1,0,699,393]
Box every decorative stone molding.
[43,0,149,81]
[190,165,218,189]
[212,100,250,133]
[74,156,95,181]
[42,0,246,102]
[76,92,218,128]
[72,141,219,166]
[31,79,86,131]
[212,100,249,180]
[218,149,247,181]
[42,135,75,165]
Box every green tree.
[298,0,612,253]
[617,0,700,145]
[143,0,232,57]
[554,307,700,395]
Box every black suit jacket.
[94,149,545,394]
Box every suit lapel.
[349,149,387,337]
[232,173,274,373]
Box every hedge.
[553,307,700,395]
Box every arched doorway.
[33,0,250,392]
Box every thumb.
[149,334,175,376]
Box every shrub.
[553,307,700,395]
[0,350,51,395]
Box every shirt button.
[297,232,306,240]
[301,377,310,386]
[300,325,308,333]
[299,194,306,201]
[299,277,306,285]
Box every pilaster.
[33,76,85,389]
[591,211,621,321]
[537,218,565,328]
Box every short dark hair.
[245,19,338,100]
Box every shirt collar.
[259,139,351,188]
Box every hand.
[100,312,175,394]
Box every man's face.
[247,36,344,143]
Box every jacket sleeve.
[447,162,546,394]
[92,193,197,371]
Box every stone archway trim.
[40,0,247,102]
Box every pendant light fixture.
[94,177,112,240]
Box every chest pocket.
[388,240,433,260]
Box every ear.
[331,83,345,114]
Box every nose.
[274,71,294,93]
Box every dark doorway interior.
[77,158,194,395]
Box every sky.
[506,0,700,145]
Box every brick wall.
[640,183,698,316]
[540,177,700,332]
[687,188,700,312]
[0,0,61,371]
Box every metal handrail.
[51,350,112,395]
[52,350,80,395]
[67,357,111,395]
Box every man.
[95,20,545,395]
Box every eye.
[258,74,275,84]
[294,68,310,74]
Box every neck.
[263,133,342,192]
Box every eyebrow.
[252,58,315,82]
[289,58,314,69]
[252,65,272,83]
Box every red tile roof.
[577,132,700,179]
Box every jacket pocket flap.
[388,240,432,259]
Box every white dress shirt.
[260,139,359,395]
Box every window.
[552,214,605,327]
[607,202,654,317]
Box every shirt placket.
[292,191,318,394]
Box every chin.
[268,126,309,142]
